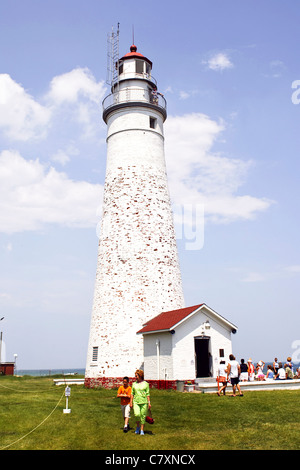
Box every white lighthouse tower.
[85,34,185,387]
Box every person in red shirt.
[117,376,132,433]
[248,358,255,382]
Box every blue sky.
[0,0,299,370]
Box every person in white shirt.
[275,363,286,380]
[227,354,244,396]
[217,360,228,396]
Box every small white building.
[137,303,237,387]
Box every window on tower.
[92,346,99,361]
[136,59,144,74]
[150,117,157,129]
[118,63,124,75]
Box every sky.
[0,0,299,370]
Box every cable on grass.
[0,390,65,450]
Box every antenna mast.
[106,23,120,87]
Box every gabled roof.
[137,304,203,334]
[137,303,237,335]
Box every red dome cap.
[120,44,152,67]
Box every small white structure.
[137,303,237,385]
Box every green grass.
[1,375,300,450]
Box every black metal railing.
[102,88,167,116]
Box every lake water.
[16,362,300,377]
[17,368,85,376]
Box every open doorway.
[194,336,211,378]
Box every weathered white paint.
[144,332,173,380]
[85,47,184,379]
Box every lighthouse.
[85,38,185,387]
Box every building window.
[136,59,144,74]
[118,63,123,75]
[219,349,224,358]
[92,346,98,361]
[150,117,157,129]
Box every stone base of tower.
[84,376,125,389]
[146,379,177,390]
[84,376,178,390]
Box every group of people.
[256,357,298,381]
[117,369,151,435]
[217,354,298,396]
[245,356,298,381]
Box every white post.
[0,332,2,365]
[63,386,71,413]
[156,339,160,381]
[14,353,18,375]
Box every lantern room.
[117,44,153,84]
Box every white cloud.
[0,150,103,234]
[46,68,106,139]
[51,145,79,166]
[0,292,11,299]
[239,265,300,283]
[267,60,286,78]
[6,242,13,252]
[165,113,272,223]
[51,150,71,166]
[0,70,106,143]
[164,86,174,94]
[179,90,199,100]
[165,113,225,176]
[204,52,234,71]
[179,91,190,100]
[46,67,106,106]
[241,272,267,283]
[285,265,300,273]
[0,74,51,141]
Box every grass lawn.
[1,375,300,450]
